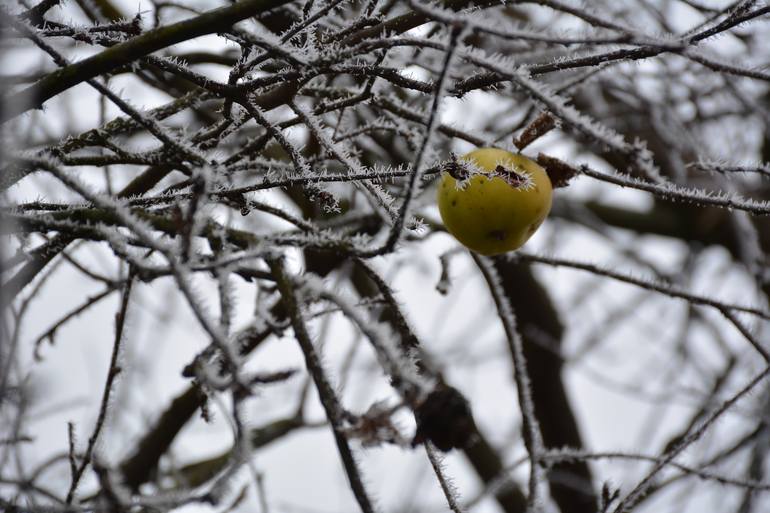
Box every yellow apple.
[437,148,552,256]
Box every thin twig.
[425,442,467,513]
[65,273,134,504]
[268,257,378,513]
[474,255,548,510]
